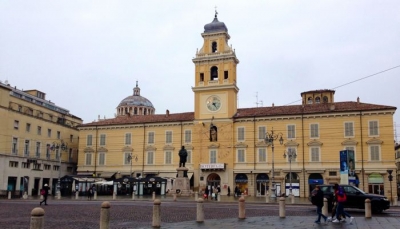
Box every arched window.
[210,66,218,81]
[323,96,328,103]
[307,97,313,104]
[315,97,321,104]
[212,41,217,53]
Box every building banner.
[340,150,349,184]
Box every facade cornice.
[208,143,220,149]
[145,145,157,151]
[284,140,300,147]
[307,140,323,147]
[163,145,175,151]
[234,142,248,148]
[341,139,358,146]
[192,84,239,92]
[121,146,133,152]
[366,138,383,145]
[79,121,194,131]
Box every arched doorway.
[207,173,221,191]
[308,173,324,193]
[256,173,269,196]
[285,172,300,196]
[368,173,384,195]
[235,173,248,195]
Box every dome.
[204,13,228,33]
[116,81,155,116]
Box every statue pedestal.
[171,167,191,197]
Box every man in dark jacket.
[312,185,327,224]
[39,184,50,206]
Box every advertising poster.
[339,150,349,185]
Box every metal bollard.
[195,191,198,200]
[132,192,135,200]
[265,193,269,203]
[173,193,177,201]
[238,196,246,219]
[152,199,161,228]
[365,199,371,218]
[279,197,285,218]
[30,207,45,229]
[152,191,155,201]
[75,191,79,200]
[94,191,97,200]
[100,201,111,229]
[322,198,328,216]
[196,198,204,223]
[8,191,11,199]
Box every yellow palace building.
[77,14,397,198]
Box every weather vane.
[215,6,218,18]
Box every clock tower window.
[200,73,204,82]
[211,66,218,80]
[212,41,217,53]
[224,71,228,79]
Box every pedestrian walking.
[204,186,209,200]
[311,185,327,224]
[39,184,50,206]
[332,184,354,224]
[327,192,346,222]
[227,186,231,196]
[87,185,94,200]
[234,186,239,197]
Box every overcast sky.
[1,1,400,141]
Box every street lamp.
[387,169,393,206]
[127,153,138,177]
[283,148,297,197]
[264,128,284,198]
[50,141,68,199]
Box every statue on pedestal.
[178,146,188,167]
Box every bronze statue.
[178,146,188,167]
[210,125,218,142]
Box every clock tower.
[192,12,239,120]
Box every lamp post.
[387,169,393,206]
[283,148,297,198]
[127,153,138,177]
[265,128,284,198]
[50,141,68,199]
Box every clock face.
[206,96,221,111]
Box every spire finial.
[136,80,138,87]
[214,6,218,18]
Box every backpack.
[337,186,347,203]
[311,189,318,205]
[40,189,45,195]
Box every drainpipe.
[142,124,145,175]
[253,117,256,196]
[301,114,306,198]
[94,125,98,177]
[359,111,365,191]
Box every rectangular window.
[147,151,154,164]
[26,123,31,132]
[46,144,50,159]
[69,148,73,161]
[22,162,30,169]
[53,165,60,171]
[224,71,228,79]
[125,133,132,145]
[98,153,105,165]
[87,135,93,146]
[287,125,296,139]
[210,150,217,163]
[369,121,379,136]
[55,149,60,160]
[57,131,61,139]
[185,130,192,143]
[99,134,106,146]
[33,163,41,170]
[258,148,266,162]
[187,150,192,164]
[370,146,380,161]
[311,147,320,162]
[124,152,131,165]
[24,140,30,157]
[47,129,51,138]
[85,153,92,165]
[36,142,41,158]
[166,131,172,144]
[310,124,319,138]
[237,149,245,162]
[44,164,51,170]
[12,137,18,155]
[37,126,41,135]
[200,73,204,82]
[9,161,18,168]
[329,171,337,176]
[148,132,155,144]
[70,135,73,142]
[344,122,354,137]
[258,126,266,140]
[238,127,245,141]
[14,120,19,130]
[165,151,172,164]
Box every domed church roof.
[118,82,154,108]
[204,11,228,33]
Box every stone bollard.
[23,191,28,199]
[238,196,246,219]
[265,193,270,203]
[152,199,161,228]
[196,198,204,223]
[322,198,328,216]
[195,191,198,200]
[100,201,111,229]
[40,194,43,200]
[132,192,135,200]
[291,194,295,204]
[8,191,11,199]
[112,192,116,200]
[94,191,97,200]
[30,207,45,229]
[394,196,398,206]
[152,191,155,201]
[173,193,177,201]
[365,199,371,218]
[279,197,285,218]
[75,191,79,200]
[57,191,61,200]
[217,193,221,202]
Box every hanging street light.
[264,127,284,198]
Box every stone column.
[238,196,245,219]
[94,191,97,200]
[75,191,79,200]
[152,199,161,228]
[30,207,45,229]
[8,191,11,199]
[365,199,371,218]
[152,191,155,201]
[196,198,204,223]
[132,192,135,200]
[100,201,111,229]
[279,197,285,218]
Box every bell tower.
[192,12,239,120]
